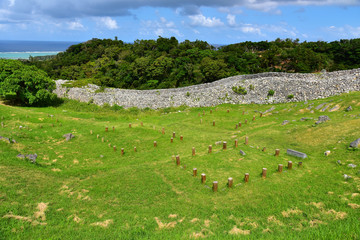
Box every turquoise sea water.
[0,52,60,59]
[0,40,79,59]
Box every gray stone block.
[287,149,307,159]
[350,138,360,148]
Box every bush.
[287,94,294,99]
[232,86,247,95]
[267,89,275,96]
[0,59,56,106]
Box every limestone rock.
[26,154,37,163]
[287,149,307,159]
[315,115,330,125]
[346,106,353,112]
[240,150,246,156]
[348,164,357,168]
[282,120,289,125]
[349,138,360,148]
[63,133,75,141]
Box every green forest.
[29,37,360,90]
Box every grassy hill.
[0,92,359,239]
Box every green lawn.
[0,92,359,239]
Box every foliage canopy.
[0,59,56,106]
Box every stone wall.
[54,69,360,109]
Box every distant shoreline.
[0,51,60,60]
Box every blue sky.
[0,0,359,44]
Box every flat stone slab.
[287,149,307,159]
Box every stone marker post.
[262,168,267,178]
[288,161,293,170]
[213,181,218,192]
[121,148,124,155]
[193,168,197,177]
[201,173,206,184]
[176,155,180,166]
[275,149,280,156]
[208,145,212,153]
[245,136,249,145]
[278,164,283,173]
[192,147,196,156]
[235,139,238,147]
[244,173,249,183]
[223,141,227,150]
[228,178,233,188]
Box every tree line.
[28,37,360,90]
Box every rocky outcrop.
[54,68,360,109]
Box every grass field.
[0,92,359,239]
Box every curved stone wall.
[54,69,360,109]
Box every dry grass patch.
[281,208,303,217]
[348,203,360,209]
[228,226,250,235]
[34,202,48,221]
[267,216,283,226]
[324,209,347,220]
[154,217,177,229]
[90,219,113,228]
[309,219,327,227]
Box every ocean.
[0,40,79,59]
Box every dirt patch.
[267,216,283,225]
[228,226,250,235]
[348,203,360,209]
[3,214,33,224]
[34,202,48,221]
[168,214,177,218]
[281,208,303,217]
[190,218,199,223]
[68,214,82,223]
[262,228,272,233]
[154,217,177,229]
[325,209,347,220]
[51,168,61,172]
[90,219,113,228]
[73,159,79,164]
[190,229,213,239]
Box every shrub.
[249,84,255,91]
[287,94,294,99]
[0,59,56,106]
[267,89,275,96]
[232,86,247,95]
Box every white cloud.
[240,24,262,35]
[97,17,118,30]
[326,25,360,38]
[141,17,183,37]
[67,20,85,30]
[8,0,15,7]
[189,14,224,27]
[0,24,7,30]
[227,14,236,26]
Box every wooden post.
[129,123,132,128]
[113,146,116,152]
[252,116,256,121]
[176,155,180,166]
[193,168,197,177]
[162,128,165,134]
[112,126,115,132]
[90,130,93,135]
[208,145,212,153]
[212,181,218,192]
[171,138,173,143]
[192,147,196,156]
[141,122,143,126]
[108,143,111,147]
[242,111,245,115]
[298,162,303,167]
[180,136,183,141]
[278,164,283,173]
[213,120,215,126]
[210,110,212,114]
[154,141,157,147]
[288,161,293,170]
[198,113,200,117]
[134,147,137,152]
[235,139,238,148]
[238,122,241,127]
[228,177,233,188]
[121,148,124,155]
[105,127,108,132]
[173,132,176,138]
[223,141,227,150]
[245,136,249,145]
[262,168,267,178]
[244,173,249,183]
[275,149,280,157]
[262,147,266,152]
[235,124,238,129]
[245,119,247,124]
[201,173,206,184]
